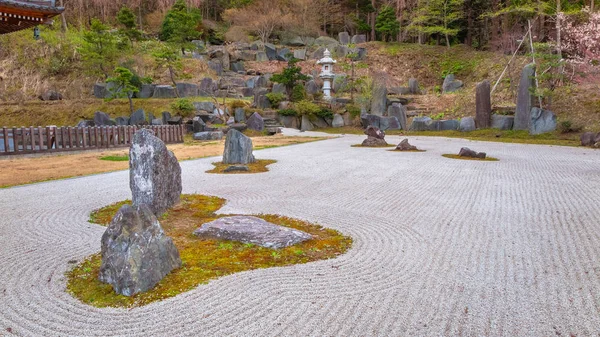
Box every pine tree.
[117,6,141,46]
[375,6,400,41]
[106,67,139,114]
[79,19,118,79]
[159,0,202,53]
[410,0,465,47]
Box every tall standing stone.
[222,129,256,165]
[130,129,182,216]
[408,78,419,94]
[370,81,387,116]
[475,80,491,128]
[338,32,350,45]
[514,63,536,130]
[387,103,407,130]
[99,204,181,296]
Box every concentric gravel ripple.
[2,135,600,336]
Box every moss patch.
[388,149,426,152]
[69,194,352,308]
[99,154,129,162]
[206,159,277,174]
[442,154,499,161]
[351,144,395,148]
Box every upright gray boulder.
[338,32,350,45]
[491,114,514,130]
[130,129,182,216]
[370,82,387,116]
[459,117,476,132]
[301,115,314,131]
[529,108,557,135]
[222,129,256,165]
[265,43,278,60]
[514,63,536,130]
[130,109,147,125]
[176,83,199,97]
[332,114,344,128]
[247,112,264,131]
[138,84,155,99]
[387,104,407,130]
[234,108,246,123]
[94,111,115,126]
[408,78,420,94]
[442,74,464,93]
[351,35,367,44]
[99,204,181,296]
[475,80,491,128]
[153,85,176,99]
[305,80,319,95]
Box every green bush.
[229,100,247,109]
[294,100,321,116]
[558,120,582,134]
[278,109,298,116]
[171,98,195,116]
[266,92,286,106]
[316,107,334,120]
[431,112,445,120]
[346,104,361,119]
[291,84,306,102]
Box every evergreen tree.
[375,6,400,41]
[271,58,310,94]
[410,0,465,47]
[117,6,141,46]
[159,0,202,53]
[153,45,183,97]
[79,19,118,79]
[106,67,139,114]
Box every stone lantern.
[317,49,336,100]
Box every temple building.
[0,0,64,34]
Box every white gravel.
[1,135,600,336]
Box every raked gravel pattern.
[1,134,600,336]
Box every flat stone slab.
[193,216,312,249]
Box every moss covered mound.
[205,159,277,174]
[442,154,499,161]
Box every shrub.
[316,107,334,120]
[346,104,361,119]
[291,84,306,102]
[559,120,583,134]
[266,92,286,105]
[278,108,298,116]
[431,112,445,120]
[294,100,321,116]
[229,100,247,109]
[171,98,195,116]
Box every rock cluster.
[361,126,388,147]
[458,147,486,159]
[193,216,312,249]
[130,129,182,216]
[99,204,181,296]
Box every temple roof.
[0,0,64,34]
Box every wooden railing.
[0,125,185,155]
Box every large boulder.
[305,80,320,95]
[442,74,464,93]
[222,129,256,165]
[361,137,388,147]
[408,78,420,95]
[138,84,155,99]
[380,116,401,131]
[153,85,176,99]
[93,83,109,99]
[277,48,291,61]
[459,117,476,132]
[409,116,435,131]
[458,147,486,159]
[247,112,264,131]
[315,36,339,47]
[99,204,181,296]
[338,32,350,45]
[115,116,130,126]
[162,112,172,125]
[365,125,385,139]
[193,216,312,249]
[475,80,491,128]
[293,49,306,60]
[387,104,407,130]
[39,90,62,101]
[351,34,367,44]
[176,83,199,97]
[272,83,287,94]
[361,114,381,129]
[256,51,269,62]
[332,114,344,128]
[130,129,182,216]
[280,115,299,129]
[491,114,514,130]
[514,63,536,130]
[193,131,224,140]
[370,82,387,116]
[581,132,596,147]
[199,78,217,96]
[529,107,557,135]
[264,43,278,60]
[234,108,246,123]
[192,117,205,132]
[130,109,147,126]
[194,101,215,113]
[439,120,460,131]
[301,114,314,131]
[94,111,115,126]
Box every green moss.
[206,159,277,174]
[351,144,395,148]
[99,154,129,162]
[69,194,352,308]
[442,154,499,161]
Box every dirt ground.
[0,135,325,188]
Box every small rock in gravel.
[395,139,417,151]
[458,147,486,159]
[364,126,385,139]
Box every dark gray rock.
[301,114,314,131]
[94,111,116,126]
[256,76,268,88]
[581,132,596,147]
[293,49,306,60]
[222,129,256,165]
[351,34,367,44]
[193,117,205,132]
[241,87,254,97]
[339,32,350,45]
[409,116,435,131]
[99,204,181,297]
[458,147,486,159]
[224,165,249,172]
[176,83,199,97]
[408,78,419,95]
[332,114,344,128]
[151,118,163,125]
[277,48,291,61]
[439,120,460,131]
[530,107,557,135]
[247,112,264,131]
[387,104,407,130]
[231,61,245,73]
[380,116,401,131]
[130,129,182,216]
[491,114,514,130]
[265,43,278,60]
[168,117,183,125]
[334,45,349,58]
[442,74,464,93]
[305,80,319,95]
[286,36,305,47]
[246,77,258,88]
[311,47,326,60]
[475,80,491,128]
[193,216,312,249]
[199,78,217,96]
[361,136,388,147]
[355,47,367,60]
[39,90,62,101]
[234,108,246,123]
[130,109,147,126]
[309,116,329,129]
[93,83,108,99]
[280,115,299,128]
[255,94,270,109]
[256,51,269,62]
[138,84,155,98]
[208,60,223,76]
[361,114,381,129]
[162,112,172,125]
[77,120,95,128]
[115,116,130,126]
[272,83,287,94]
[194,101,216,113]
[193,131,223,140]
[153,85,176,99]
[395,139,418,151]
[459,117,476,132]
[514,63,536,130]
[365,126,385,139]
[370,82,387,116]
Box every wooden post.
[60,127,66,149]
[30,126,36,152]
[3,127,8,153]
[68,127,73,149]
[46,126,52,151]
[94,127,99,148]
[13,127,18,152]
[38,126,43,151]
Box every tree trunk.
[128,94,134,114]
[138,4,143,31]
[371,0,376,41]
[59,0,67,32]
[466,7,473,47]
[556,0,562,58]
[169,66,180,98]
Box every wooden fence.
[0,125,185,155]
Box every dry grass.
[206,159,277,174]
[0,135,325,188]
[442,154,499,161]
[68,194,353,308]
